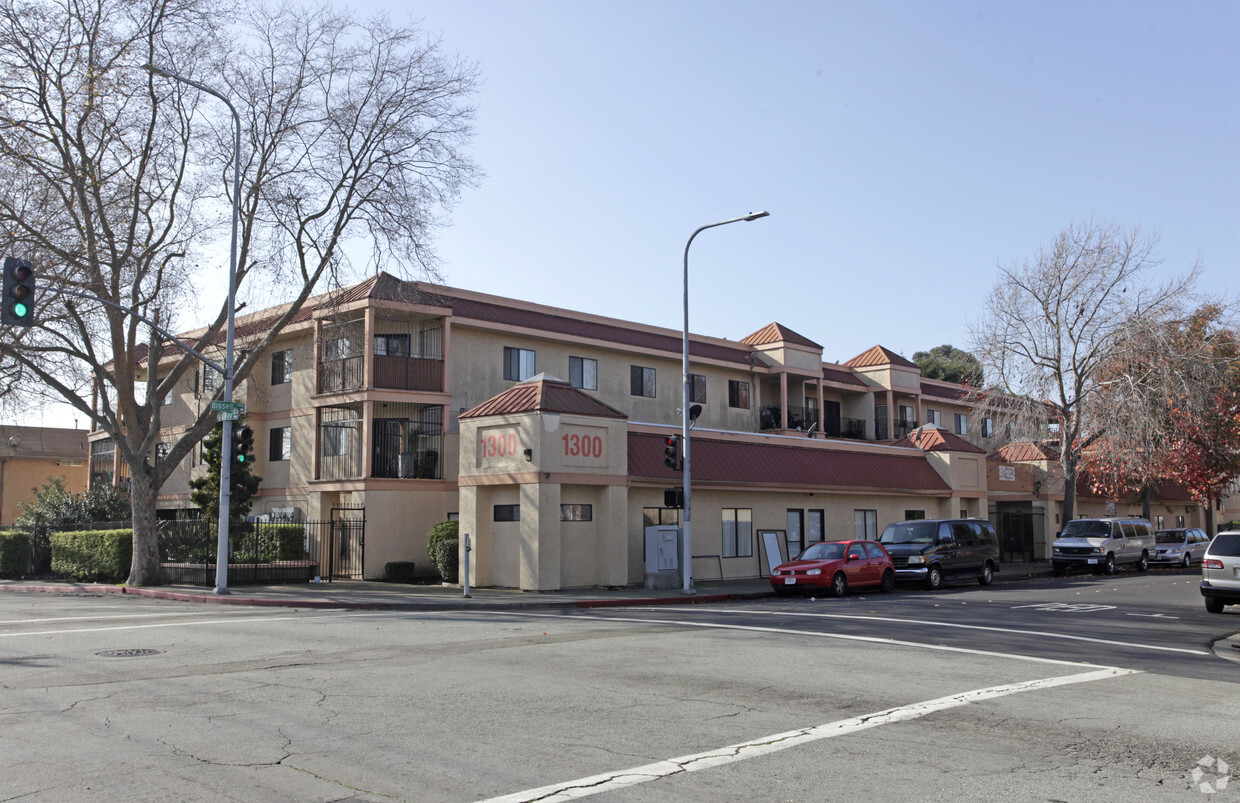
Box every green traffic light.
[12,302,27,318]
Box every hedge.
[0,531,30,578]
[247,523,306,562]
[50,529,132,583]
[432,537,459,583]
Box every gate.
[306,506,366,580]
[990,508,1044,563]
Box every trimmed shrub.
[427,519,459,582]
[252,523,306,561]
[50,529,132,583]
[385,561,417,583]
[0,531,31,578]
[432,537,459,584]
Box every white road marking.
[478,667,1138,803]
[0,611,256,626]
[673,607,1210,656]
[0,615,302,638]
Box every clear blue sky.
[29,0,1240,428]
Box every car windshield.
[1060,520,1111,538]
[880,522,936,544]
[1155,531,1187,544]
[798,542,845,561]
[1208,533,1240,557]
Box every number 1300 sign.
[480,432,519,458]
[563,432,603,458]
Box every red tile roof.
[893,425,986,454]
[844,345,920,370]
[740,322,823,349]
[460,376,627,420]
[629,432,951,492]
[823,366,868,387]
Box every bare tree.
[968,220,1198,521]
[0,0,477,584]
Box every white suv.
[1201,530,1240,614]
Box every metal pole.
[463,533,472,598]
[681,211,770,594]
[142,64,242,595]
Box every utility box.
[644,525,681,590]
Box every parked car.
[1051,517,1154,575]
[1201,531,1240,614]
[1150,527,1211,568]
[770,540,894,597]
[878,518,1001,589]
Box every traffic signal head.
[1,257,35,327]
[663,434,681,471]
[233,425,255,465]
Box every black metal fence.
[158,520,326,585]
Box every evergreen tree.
[189,421,262,524]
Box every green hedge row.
[50,529,132,583]
[0,531,30,578]
[243,523,306,562]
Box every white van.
[1051,517,1155,576]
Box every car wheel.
[829,572,847,597]
[978,563,994,586]
[1181,552,1192,569]
[925,565,943,590]
[1136,553,1149,572]
[879,569,895,593]
[1101,554,1116,575]
[1206,597,1226,614]
[1052,564,1066,577]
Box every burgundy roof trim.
[460,377,628,420]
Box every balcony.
[374,354,444,392]
[875,418,918,441]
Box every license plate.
[1087,558,1098,564]
[784,577,795,585]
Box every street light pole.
[681,211,769,594]
[143,63,242,595]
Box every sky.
[27,0,1240,429]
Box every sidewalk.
[0,562,1053,612]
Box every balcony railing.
[875,418,919,440]
[374,355,444,392]
[823,416,868,440]
[318,355,363,393]
[759,405,820,432]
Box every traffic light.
[233,425,255,465]
[1,257,35,327]
[663,434,681,471]
[663,486,684,508]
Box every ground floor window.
[722,508,753,557]
[494,504,520,522]
[643,507,681,527]
[904,509,925,520]
[854,509,877,540]
[561,504,592,521]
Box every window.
[786,510,804,559]
[643,507,681,527]
[728,380,750,409]
[270,349,293,385]
[375,334,410,357]
[269,426,291,461]
[322,424,351,457]
[899,405,914,423]
[722,509,753,557]
[981,417,994,438]
[926,409,941,426]
[808,509,824,544]
[689,374,707,404]
[904,510,925,520]
[324,336,352,361]
[154,442,169,464]
[494,504,520,522]
[503,347,536,381]
[569,356,598,390]
[954,413,968,435]
[561,504,593,522]
[630,365,656,398]
[201,367,221,393]
[854,509,877,540]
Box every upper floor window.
[503,347,536,381]
[898,404,915,423]
[201,367,221,394]
[375,334,410,357]
[324,336,352,361]
[569,356,598,390]
[981,417,994,438]
[954,413,968,435]
[269,426,291,461]
[271,349,293,385]
[689,374,707,404]
[926,409,941,426]
[154,442,169,464]
[630,365,656,398]
[728,380,750,409]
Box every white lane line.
[491,610,1132,667]
[672,608,1210,656]
[0,612,259,626]
[0,615,302,639]
[478,667,1138,803]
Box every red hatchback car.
[770,540,895,596]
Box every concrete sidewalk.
[0,561,1053,612]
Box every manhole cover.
[96,648,165,658]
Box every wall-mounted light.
[523,448,532,462]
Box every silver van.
[1051,517,1155,575]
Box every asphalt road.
[2,568,1237,801]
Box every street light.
[681,211,769,594]
[142,62,242,595]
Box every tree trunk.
[1141,486,1152,522]
[1205,498,1216,536]
[1061,459,1077,523]
[127,469,163,586]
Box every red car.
[770,540,895,596]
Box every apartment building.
[88,272,1206,589]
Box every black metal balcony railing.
[875,418,918,440]
[760,405,820,432]
[318,355,364,393]
[824,416,867,440]
[894,419,919,439]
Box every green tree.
[913,345,983,386]
[189,421,262,524]
[16,476,132,527]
